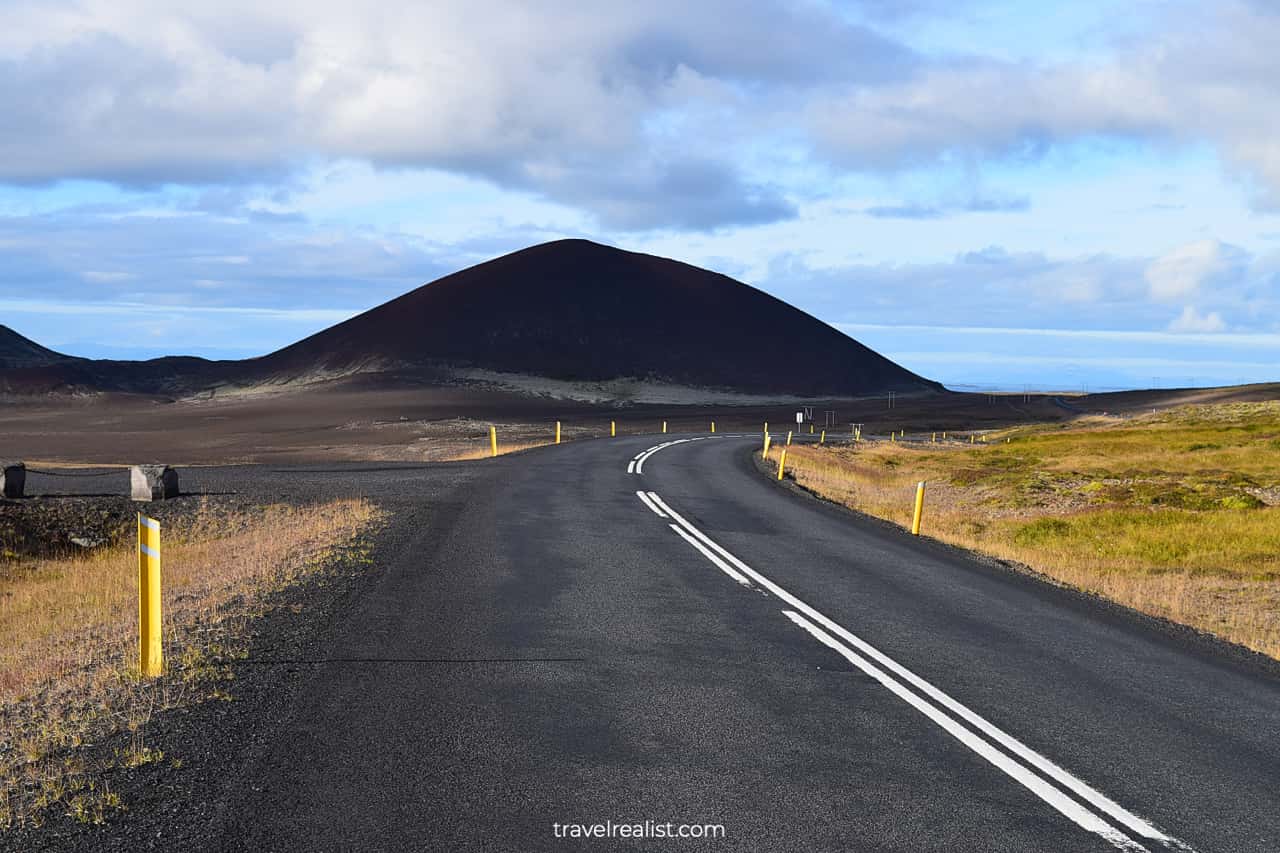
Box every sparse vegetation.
[771,402,1280,658]
[445,439,555,461]
[0,497,381,831]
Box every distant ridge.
[0,240,941,398]
[0,325,70,370]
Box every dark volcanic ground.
[7,381,1278,467]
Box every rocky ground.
[1,488,250,561]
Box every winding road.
[191,434,1280,851]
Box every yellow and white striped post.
[777,448,788,481]
[555,421,561,444]
[490,425,498,457]
[611,420,617,438]
[137,514,163,677]
[911,481,926,535]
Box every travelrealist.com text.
[551,821,726,840]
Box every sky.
[2,0,1279,391]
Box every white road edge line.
[643,491,1193,853]
[782,610,1147,853]
[635,490,668,518]
[668,524,753,588]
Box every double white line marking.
[635,488,1194,853]
[628,437,710,475]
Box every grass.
[770,401,1280,658]
[446,440,555,461]
[0,498,381,831]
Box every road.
[188,434,1280,852]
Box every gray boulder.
[1,462,24,499]
[131,465,179,501]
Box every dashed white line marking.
[639,489,1194,853]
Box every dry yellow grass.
[0,498,380,830]
[445,440,555,461]
[770,402,1280,659]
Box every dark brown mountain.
[248,239,938,396]
[1,239,940,398]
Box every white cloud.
[0,0,905,229]
[4,0,1280,225]
[1167,305,1226,333]
[808,2,1280,207]
[81,270,135,282]
[1144,240,1226,301]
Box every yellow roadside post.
[942,431,947,440]
[490,425,498,457]
[555,421,561,444]
[809,424,814,434]
[137,514,163,677]
[711,421,716,434]
[762,431,771,456]
[911,481,926,536]
[611,420,616,438]
[820,430,826,445]
[786,430,793,446]
[777,448,788,481]
[662,421,667,434]
[764,421,769,435]
[970,434,975,444]
[932,432,937,443]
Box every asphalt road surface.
[156,435,1280,851]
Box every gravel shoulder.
[1,461,483,852]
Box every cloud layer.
[3,1,1280,227]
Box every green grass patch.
[1004,508,1280,577]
